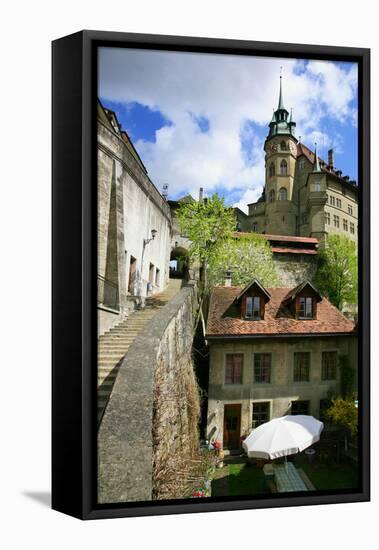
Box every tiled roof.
[234,232,318,245]
[206,286,355,338]
[271,247,317,255]
[297,142,357,187]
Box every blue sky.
[99,49,358,212]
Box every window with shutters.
[254,354,271,383]
[322,351,338,380]
[294,352,310,382]
[225,354,243,385]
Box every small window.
[252,402,270,428]
[336,198,341,208]
[269,189,275,203]
[246,296,261,320]
[149,262,155,284]
[322,351,338,380]
[350,222,355,234]
[298,296,313,319]
[254,354,271,383]
[155,268,160,286]
[294,352,310,382]
[280,140,287,151]
[291,400,310,415]
[225,354,243,385]
[278,187,287,201]
[348,204,353,215]
[280,159,288,176]
[299,159,305,170]
[325,212,330,225]
[252,221,258,232]
[333,215,340,228]
[269,162,275,177]
[330,196,335,206]
[343,219,348,231]
[301,212,308,225]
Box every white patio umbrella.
[242,415,324,460]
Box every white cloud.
[233,188,263,214]
[99,49,357,205]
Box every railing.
[97,275,119,311]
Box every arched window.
[280,140,287,151]
[269,189,275,203]
[269,162,275,177]
[280,159,288,176]
[278,187,287,201]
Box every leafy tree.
[315,235,358,310]
[176,194,236,290]
[208,233,278,288]
[326,397,358,436]
[339,355,355,399]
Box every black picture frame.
[52,30,370,520]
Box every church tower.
[263,75,298,235]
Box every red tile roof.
[234,232,318,245]
[206,286,355,338]
[297,142,357,187]
[271,247,318,255]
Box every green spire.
[313,143,321,172]
[278,75,285,110]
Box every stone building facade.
[246,78,358,247]
[97,101,172,335]
[205,279,357,450]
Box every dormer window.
[282,281,322,320]
[246,297,261,320]
[298,296,313,319]
[232,279,271,322]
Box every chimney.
[224,269,233,287]
[199,187,204,203]
[328,148,334,170]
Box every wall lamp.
[144,229,157,246]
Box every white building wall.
[122,171,171,298]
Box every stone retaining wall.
[98,282,198,503]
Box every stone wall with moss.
[97,283,200,504]
[272,252,318,286]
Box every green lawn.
[212,462,268,497]
[295,456,359,491]
[211,458,359,497]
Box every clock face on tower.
[267,142,278,154]
[289,141,297,155]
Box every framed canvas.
[52,30,370,520]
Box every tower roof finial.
[278,68,285,110]
[313,142,321,172]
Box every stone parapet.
[98,282,198,503]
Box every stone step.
[100,334,138,340]
[98,348,127,354]
[108,328,141,334]
[98,361,122,367]
[98,355,124,362]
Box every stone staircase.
[97,278,184,425]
